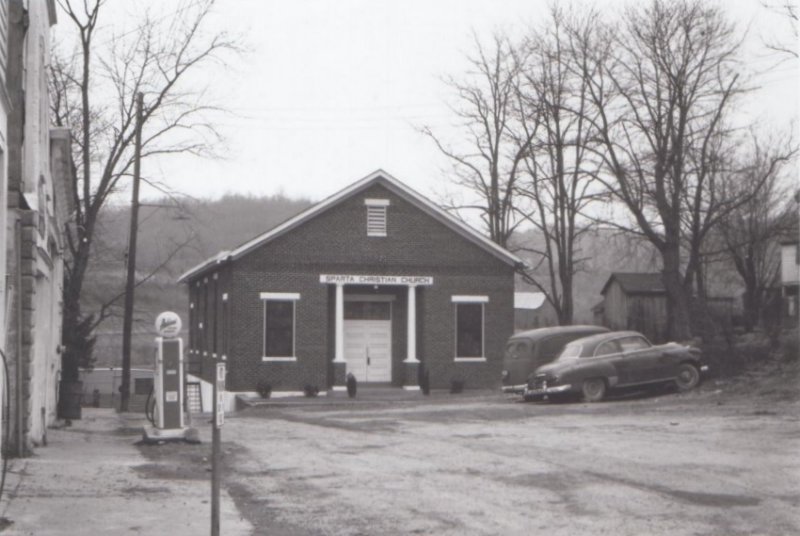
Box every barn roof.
[514,292,546,310]
[601,272,666,296]
[178,170,523,283]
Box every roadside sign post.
[211,362,225,536]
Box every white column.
[334,283,345,363]
[405,284,419,363]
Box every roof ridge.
[178,170,522,282]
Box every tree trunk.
[559,270,574,325]
[661,243,693,341]
[61,237,94,382]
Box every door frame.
[343,294,395,382]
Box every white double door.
[344,319,392,382]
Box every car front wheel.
[582,378,606,402]
[675,363,700,392]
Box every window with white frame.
[452,296,488,359]
[261,292,299,359]
[365,198,389,237]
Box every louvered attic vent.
[365,198,389,237]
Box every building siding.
[601,280,669,343]
[187,179,515,392]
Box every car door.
[593,339,628,384]
[617,335,663,384]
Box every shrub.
[346,373,357,398]
[256,381,272,399]
[450,378,465,394]
[418,365,430,395]
[780,330,799,362]
[303,384,320,398]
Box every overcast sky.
[55,0,799,204]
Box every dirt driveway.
[147,383,800,536]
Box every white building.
[780,240,799,326]
[5,0,69,454]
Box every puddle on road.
[585,470,762,508]
[667,489,761,507]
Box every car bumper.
[524,383,572,397]
[502,384,527,394]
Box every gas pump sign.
[215,363,226,427]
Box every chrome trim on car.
[700,365,709,372]
[502,384,527,394]
[524,384,572,396]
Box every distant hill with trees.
[87,193,312,367]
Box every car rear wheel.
[582,378,606,402]
[675,363,700,392]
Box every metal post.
[15,219,23,455]
[211,362,224,536]
[120,92,144,412]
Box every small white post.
[405,284,419,363]
[334,283,346,363]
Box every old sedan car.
[501,325,609,394]
[523,331,707,402]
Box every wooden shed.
[598,273,669,343]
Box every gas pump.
[144,311,191,442]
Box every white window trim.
[451,295,489,303]
[364,198,390,207]
[452,296,487,361]
[261,292,300,360]
[260,292,300,301]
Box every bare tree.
[50,0,237,381]
[576,0,744,340]
[513,6,601,325]
[761,1,799,60]
[422,33,536,249]
[716,137,797,330]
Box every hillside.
[86,193,313,367]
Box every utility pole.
[120,92,144,412]
[211,362,225,536]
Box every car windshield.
[557,342,582,360]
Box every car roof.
[566,330,646,349]
[509,325,609,342]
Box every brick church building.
[179,171,521,395]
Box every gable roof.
[601,272,666,296]
[514,292,546,310]
[178,170,523,283]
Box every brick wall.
[187,179,515,391]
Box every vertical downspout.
[15,218,23,456]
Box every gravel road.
[207,384,799,536]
